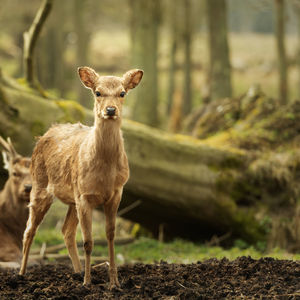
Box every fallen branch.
[206,232,232,247]
[29,253,107,264]
[118,200,141,217]
[31,237,135,255]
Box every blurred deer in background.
[19,67,143,288]
[0,136,31,268]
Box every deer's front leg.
[104,189,122,289]
[77,197,93,285]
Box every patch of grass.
[32,201,300,263]
[33,229,64,248]
[33,222,300,263]
[93,237,300,264]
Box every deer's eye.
[120,91,126,98]
[95,91,101,97]
[13,172,19,177]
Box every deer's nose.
[106,107,116,116]
[24,184,32,193]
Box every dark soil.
[0,257,299,299]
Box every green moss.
[30,121,45,137]
[16,77,37,93]
[55,100,86,123]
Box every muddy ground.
[0,257,299,299]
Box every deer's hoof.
[109,278,121,290]
[83,278,91,286]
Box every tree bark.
[130,0,160,127]
[206,0,232,101]
[296,1,300,99]
[37,1,65,96]
[182,0,193,116]
[74,0,92,108]
[275,0,288,104]
[23,0,53,89]
[166,0,179,115]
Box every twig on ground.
[39,242,47,258]
[118,200,142,217]
[92,262,109,269]
[206,231,231,247]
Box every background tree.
[37,1,66,96]
[275,0,288,104]
[73,0,92,108]
[294,0,300,98]
[23,0,53,90]
[166,0,180,115]
[206,0,232,102]
[130,0,160,127]
[182,0,193,116]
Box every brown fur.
[19,67,143,288]
[0,137,31,267]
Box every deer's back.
[31,123,90,187]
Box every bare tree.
[294,0,300,99]
[130,0,160,127]
[206,0,232,101]
[37,1,66,96]
[73,0,92,108]
[23,0,53,90]
[166,0,180,114]
[182,0,193,116]
[275,0,288,104]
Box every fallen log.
[0,74,275,244]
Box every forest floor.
[0,257,299,299]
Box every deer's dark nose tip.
[24,184,32,193]
[106,107,116,116]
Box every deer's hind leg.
[19,187,53,275]
[62,204,82,272]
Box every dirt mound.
[0,257,299,299]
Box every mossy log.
[0,76,267,244]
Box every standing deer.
[19,67,143,288]
[0,136,31,268]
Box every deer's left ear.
[2,151,10,171]
[123,69,143,91]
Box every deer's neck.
[0,179,16,211]
[92,118,124,162]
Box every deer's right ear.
[0,136,17,170]
[78,67,99,89]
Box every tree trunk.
[296,1,300,99]
[166,0,179,115]
[182,0,193,116]
[73,0,92,108]
[275,0,288,104]
[206,0,232,101]
[130,0,160,127]
[37,2,65,96]
[23,0,53,89]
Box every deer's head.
[0,137,31,204]
[78,67,143,122]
